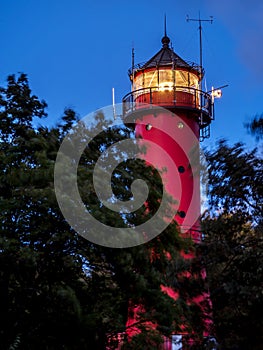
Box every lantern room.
[123,34,214,138]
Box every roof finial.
[162,14,170,48]
[164,14,167,37]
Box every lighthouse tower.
[123,29,213,238]
[122,28,214,348]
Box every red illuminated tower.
[121,27,217,348]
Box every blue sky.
[1,0,262,148]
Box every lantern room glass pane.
[134,74,143,91]
[189,72,199,88]
[144,70,158,87]
[159,70,174,90]
[175,71,199,88]
[159,69,173,83]
[133,69,199,91]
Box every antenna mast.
[131,44,135,92]
[186,13,213,88]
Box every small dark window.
[178,211,186,218]
[178,166,185,173]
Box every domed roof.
[129,35,202,78]
[141,35,200,73]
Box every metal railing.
[122,85,213,125]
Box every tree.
[0,74,89,349]
[246,114,263,141]
[0,73,209,349]
[63,109,208,348]
[201,140,263,349]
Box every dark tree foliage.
[0,74,208,349]
[201,140,263,350]
[245,114,263,141]
[205,140,262,219]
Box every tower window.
[178,166,185,173]
[178,211,186,218]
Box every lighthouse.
[123,28,213,239]
[121,26,215,348]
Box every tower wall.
[135,109,201,241]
